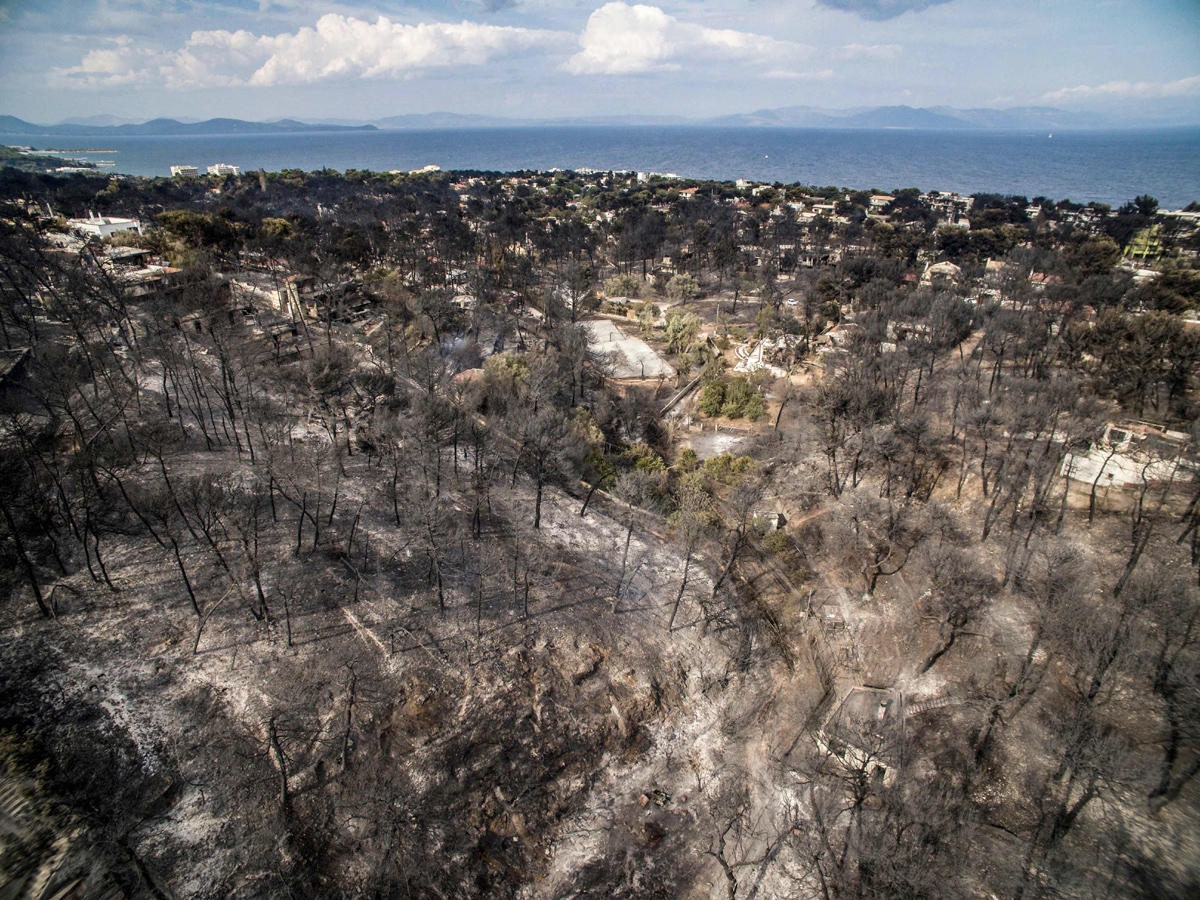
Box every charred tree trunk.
[339,667,356,773]
[0,501,51,618]
[267,717,290,813]
[668,550,693,632]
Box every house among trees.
[816,686,906,785]
[984,257,1017,281]
[64,213,142,239]
[816,321,863,351]
[1060,421,1194,512]
[3,161,1200,900]
[920,260,962,285]
[1028,271,1063,290]
[228,271,292,314]
[229,271,364,323]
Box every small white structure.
[170,165,199,177]
[409,164,440,174]
[66,214,142,239]
[733,340,788,378]
[207,163,240,176]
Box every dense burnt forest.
[0,166,1199,900]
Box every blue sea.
[13,126,1200,208]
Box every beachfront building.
[170,165,199,177]
[207,163,240,176]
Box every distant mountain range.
[368,112,695,129]
[704,105,1115,130]
[332,106,1118,131]
[2,105,1192,136]
[0,116,377,136]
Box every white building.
[1163,208,1200,226]
[170,165,199,177]
[66,214,143,239]
[207,163,240,176]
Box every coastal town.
[4,0,1200,892]
[1,159,1199,899]
[36,163,1200,448]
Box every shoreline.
[5,128,1197,207]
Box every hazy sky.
[1,0,1198,122]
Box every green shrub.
[720,377,755,418]
[677,448,700,472]
[761,529,788,554]
[666,273,701,302]
[635,455,666,474]
[702,454,757,484]
[743,393,767,422]
[664,309,702,353]
[483,352,529,385]
[635,302,659,334]
[700,376,766,420]
[604,274,642,298]
[622,442,666,473]
[698,357,727,384]
[677,469,710,495]
[700,382,726,416]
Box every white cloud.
[564,2,808,76]
[1043,74,1200,103]
[54,13,563,88]
[55,35,179,87]
[764,68,835,80]
[54,4,815,89]
[830,43,901,60]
